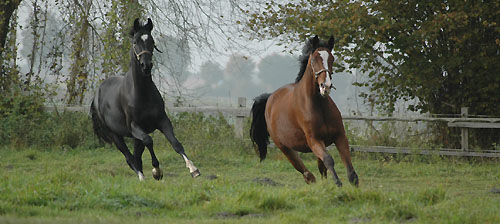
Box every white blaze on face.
[141,34,149,42]
[318,51,332,96]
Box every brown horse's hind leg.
[280,147,316,184]
[317,158,327,179]
[308,139,342,187]
[334,134,359,187]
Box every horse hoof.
[152,167,163,180]
[349,171,359,187]
[191,169,201,178]
[138,172,145,181]
[303,171,316,184]
[335,180,343,187]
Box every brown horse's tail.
[250,93,270,161]
[90,98,112,144]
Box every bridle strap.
[134,44,152,61]
[313,68,336,90]
[135,50,152,61]
[314,68,332,78]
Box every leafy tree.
[247,0,500,115]
[0,0,21,59]
[2,0,252,105]
[0,2,20,93]
[246,0,500,148]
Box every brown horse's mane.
[295,38,332,83]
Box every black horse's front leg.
[130,122,163,180]
[110,134,145,181]
[158,117,200,178]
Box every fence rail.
[43,102,500,157]
[41,105,500,122]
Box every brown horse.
[250,35,358,187]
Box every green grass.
[1,144,499,223]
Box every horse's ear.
[130,18,140,36]
[327,36,335,51]
[310,35,320,48]
[133,18,141,32]
[145,18,153,31]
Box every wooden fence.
[43,98,500,158]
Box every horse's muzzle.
[141,63,153,76]
[319,83,332,97]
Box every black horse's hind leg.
[111,134,144,180]
[130,122,163,180]
[159,117,200,178]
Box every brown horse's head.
[309,35,335,97]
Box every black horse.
[90,18,200,180]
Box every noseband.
[134,44,152,61]
[313,68,336,90]
[314,68,332,78]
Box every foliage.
[345,120,441,149]
[0,0,22,63]
[160,111,252,155]
[245,0,500,148]
[0,99,98,149]
[245,0,500,115]
[0,107,250,153]
[0,2,20,93]
[1,0,257,106]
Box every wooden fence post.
[461,107,469,151]
[234,97,246,138]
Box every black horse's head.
[130,18,155,76]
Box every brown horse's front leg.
[308,139,342,187]
[334,134,359,187]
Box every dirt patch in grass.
[253,177,283,186]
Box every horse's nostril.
[320,83,325,88]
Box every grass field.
[1,142,499,223]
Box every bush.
[0,102,250,153]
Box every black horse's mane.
[295,38,332,83]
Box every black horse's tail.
[250,93,271,162]
[90,98,111,144]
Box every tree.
[222,54,262,98]
[0,0,22,91]
[256,53,298,92]
[197,60,225,96]
[246,0,500,148]
[2,0,253,104]
[0,0,21,57]
[247,0,500,114]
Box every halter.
[134,44,152,61]
[314,68,332,78]
[313,68,337,90]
